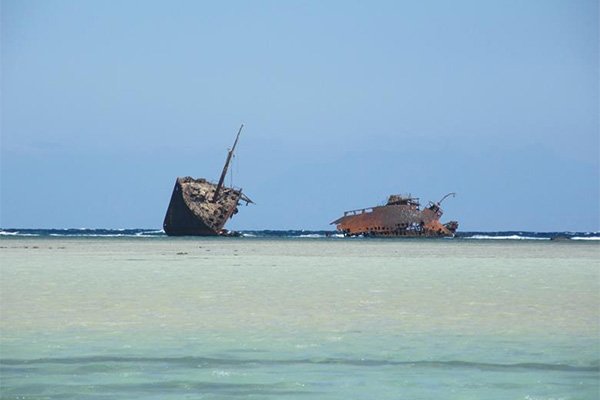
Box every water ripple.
[1,356,597,372]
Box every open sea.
[1,229,599,399]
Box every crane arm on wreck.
[437,192,456,205]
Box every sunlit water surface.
[1,238,598,399]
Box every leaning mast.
[212,124,244,202]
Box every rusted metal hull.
[163,177,243,236]
[332,194,458,238]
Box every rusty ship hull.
[332,194,458,237]
[163,125,251,237]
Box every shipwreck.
[331,193,458,237]
[163,125,253,236]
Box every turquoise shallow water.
[1,237,598,399]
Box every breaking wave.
[0,230,40,237]
[463,235,550,241]
[0,229,164,238]
[457,231,600,241]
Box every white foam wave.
[571,236,600,241]
[49,233,126,237]
[0,231,39,237]
[298,234,325,238]
[47,233,160,238]
[135,230,164,236]
[465,235,549,241]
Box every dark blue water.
[1,228,598,240]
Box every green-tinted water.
[1,238,598,399]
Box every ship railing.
[228,185,254,204]
[343,207,374,217]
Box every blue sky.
[1,0,598,231]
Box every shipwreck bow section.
[163,177,251,236]
[331,193,458,237]
[163,125,252,236]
